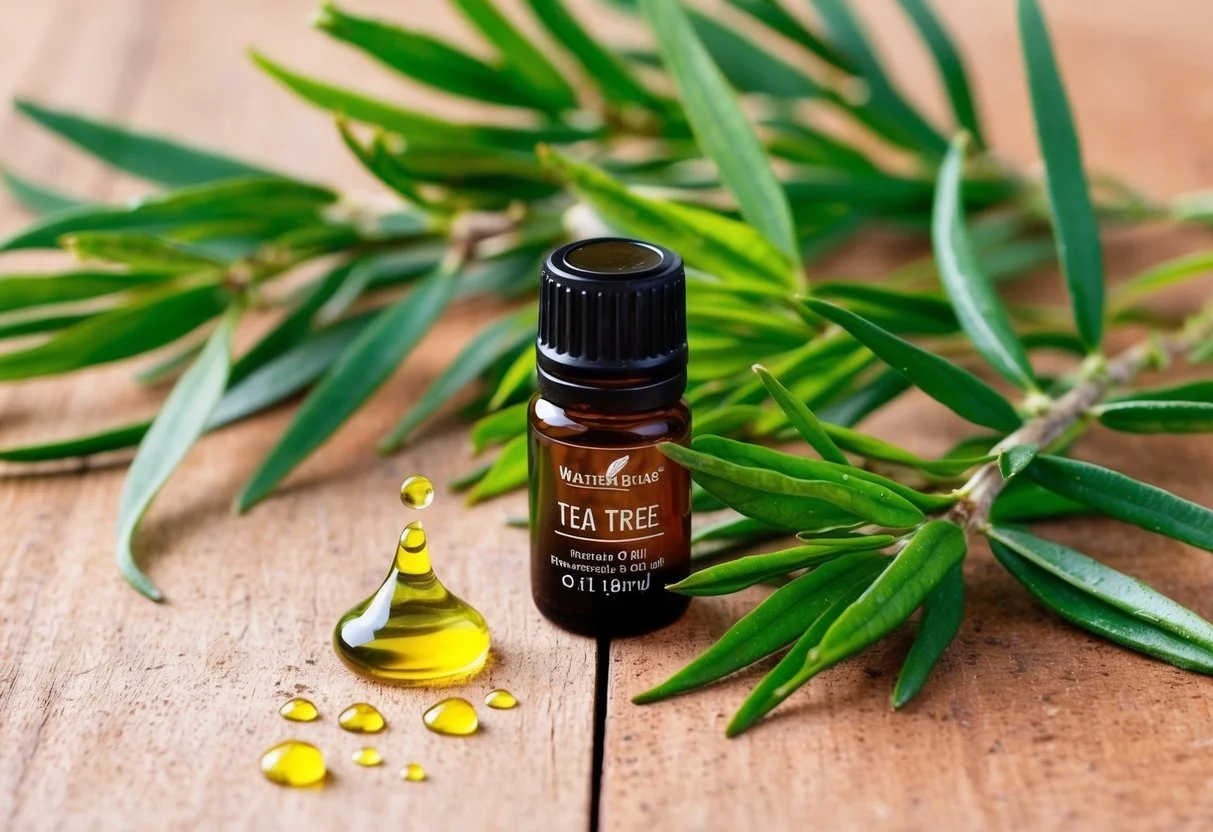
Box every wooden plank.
[604,1,1213,830]
[0,0,596,828]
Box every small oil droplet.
[334,475,491,684]
[400,475,435,510]
[260,740,326,787]
[485,689,518,710]
[401,762,427,782]
[423,697,479,736]
[338,702,386,734]
[352,747,383,767]
[278,697,319,722]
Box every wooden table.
[2,1,1212,829]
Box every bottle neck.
[535,363,687,414]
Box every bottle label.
[529,435,691,612]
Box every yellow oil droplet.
[400,475,434,510]
[338,702,386,734]
[401,763,427,782]
[260,740,326,788]
[423,697,479,736]
[278,697,319,722]
[352,747,383,767]
[334,476,491,684]
[485,689,518,710]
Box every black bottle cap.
[536,238,687,412]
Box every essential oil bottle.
[528,238,692,638]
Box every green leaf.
[898,0,985,146]
[1025,454,1213,553]
[251,52,590,151]
[0,269,172,314]
[1111,250,1213,309]
[470,402,528,454]
[753,365,848,464]
[380,307,534,451]
[691,514,783,545]
[467,433,528,503]
[823,423,992,476]
[0,282,227,380]
[450,0,579,111]
[818,368,911,427]
[525,0,666,109]
[235,263,458,511]
[1,166,87,215]
[669,535,894,596]
[989,527,1213,652]
[15,98,277,188]
[998,443,1038,480]
[639,0,800,266]
[539,148,793,288]
[722,0,852,70]
[990,479,1089,522]
[64,232,227,272]
[314,3,552,109]
[726,568,875,735]
[810,283,958,335]
[116,308,238,599]
[686,9,821,99]
[661,439,925,529]
[0,423,150,463]
[486,344,535,411]
[805,299,1022,431]
[891,562,964,708]
[1095,401,1213,434]
[989,533,1213,674]
[1018,0,1104,349]
[1111,379,1213,405]
[0,311,95,340]
[633,553,888,703]
[933,135,1037,389]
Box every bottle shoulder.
[528,394,691,445]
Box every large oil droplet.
[400,475,434,510]
[338,702,386,734]
[260,740,326,787]
[423,697,479,736]
[485,689,518,710]
[401,763,427,782]
[334,476,491,684]
[352,747,383,767]
[279,697,319,722]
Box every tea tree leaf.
[633,554,888,704]
[933,135,1037,389]
[990,535,1213,674]
[14,98,278,187]
[380,307,534,451]
[1111,250,1213,308]
[1018,0,1104,349]
[753,365,848,464]
[540,148,793,288]
[0,282,227,380]
[685,9,821,99]
[64,232,227,272]
[0,311,95,340]
[0,269,173,314]
[1111,379,1213,405]
[805,299,1022,431]
[1095,401,1213,434]
[1025,454,1213,553]
[810,283,958,335]
[639,0,800,265]
[0,423,150,462]
[467,433,528,503]
[235,263,458,512]
[990,479,1089,522]
[891,562,964,708]
[669,534,894,596]
[1,166,87,215]
[817,368,911,427]
[450,0,579,111]
[898,0,984,146]
[988,527,1213,652]
[722,0,852,70]
[314,3,550,109]
[487,344,535,411]
[998,443,1038,480]
[823,423,993,476]
[470,402,528,454]
[116,308,238,599]
[691,514,783,545]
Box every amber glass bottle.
[528,238,692,638]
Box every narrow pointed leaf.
[1111,379,1213,405]
[822,423,992,476]
[891,562,964,708]
[817,368,911,427]
[467,433,528,503]
[1025,454,1213,553]
[639,0,800,265]
[15,98,276,187]
[998,443,1038,480]
[687,9,821,99]
[933,135,1037,389]
[753,364,847,464]
[64,232,227,272]
[990,479,1089,522]
[0,423,150,462]
[990,535,1213,674]
[898,0,985,146]
[1018,0,1104,349]
[1095,401,1213,434]
[810,283,958,335]
[1,167,87,215]
[116,309,238,599]
[691,514,783,545]
[486,344,535,411]
[0,269,173,314]
[1111,250,1213,308]
[470,402,528,454]
[235,264,458,511]
[723,0,852,70]
[805,299,1021,431]
[633,553,887,704]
